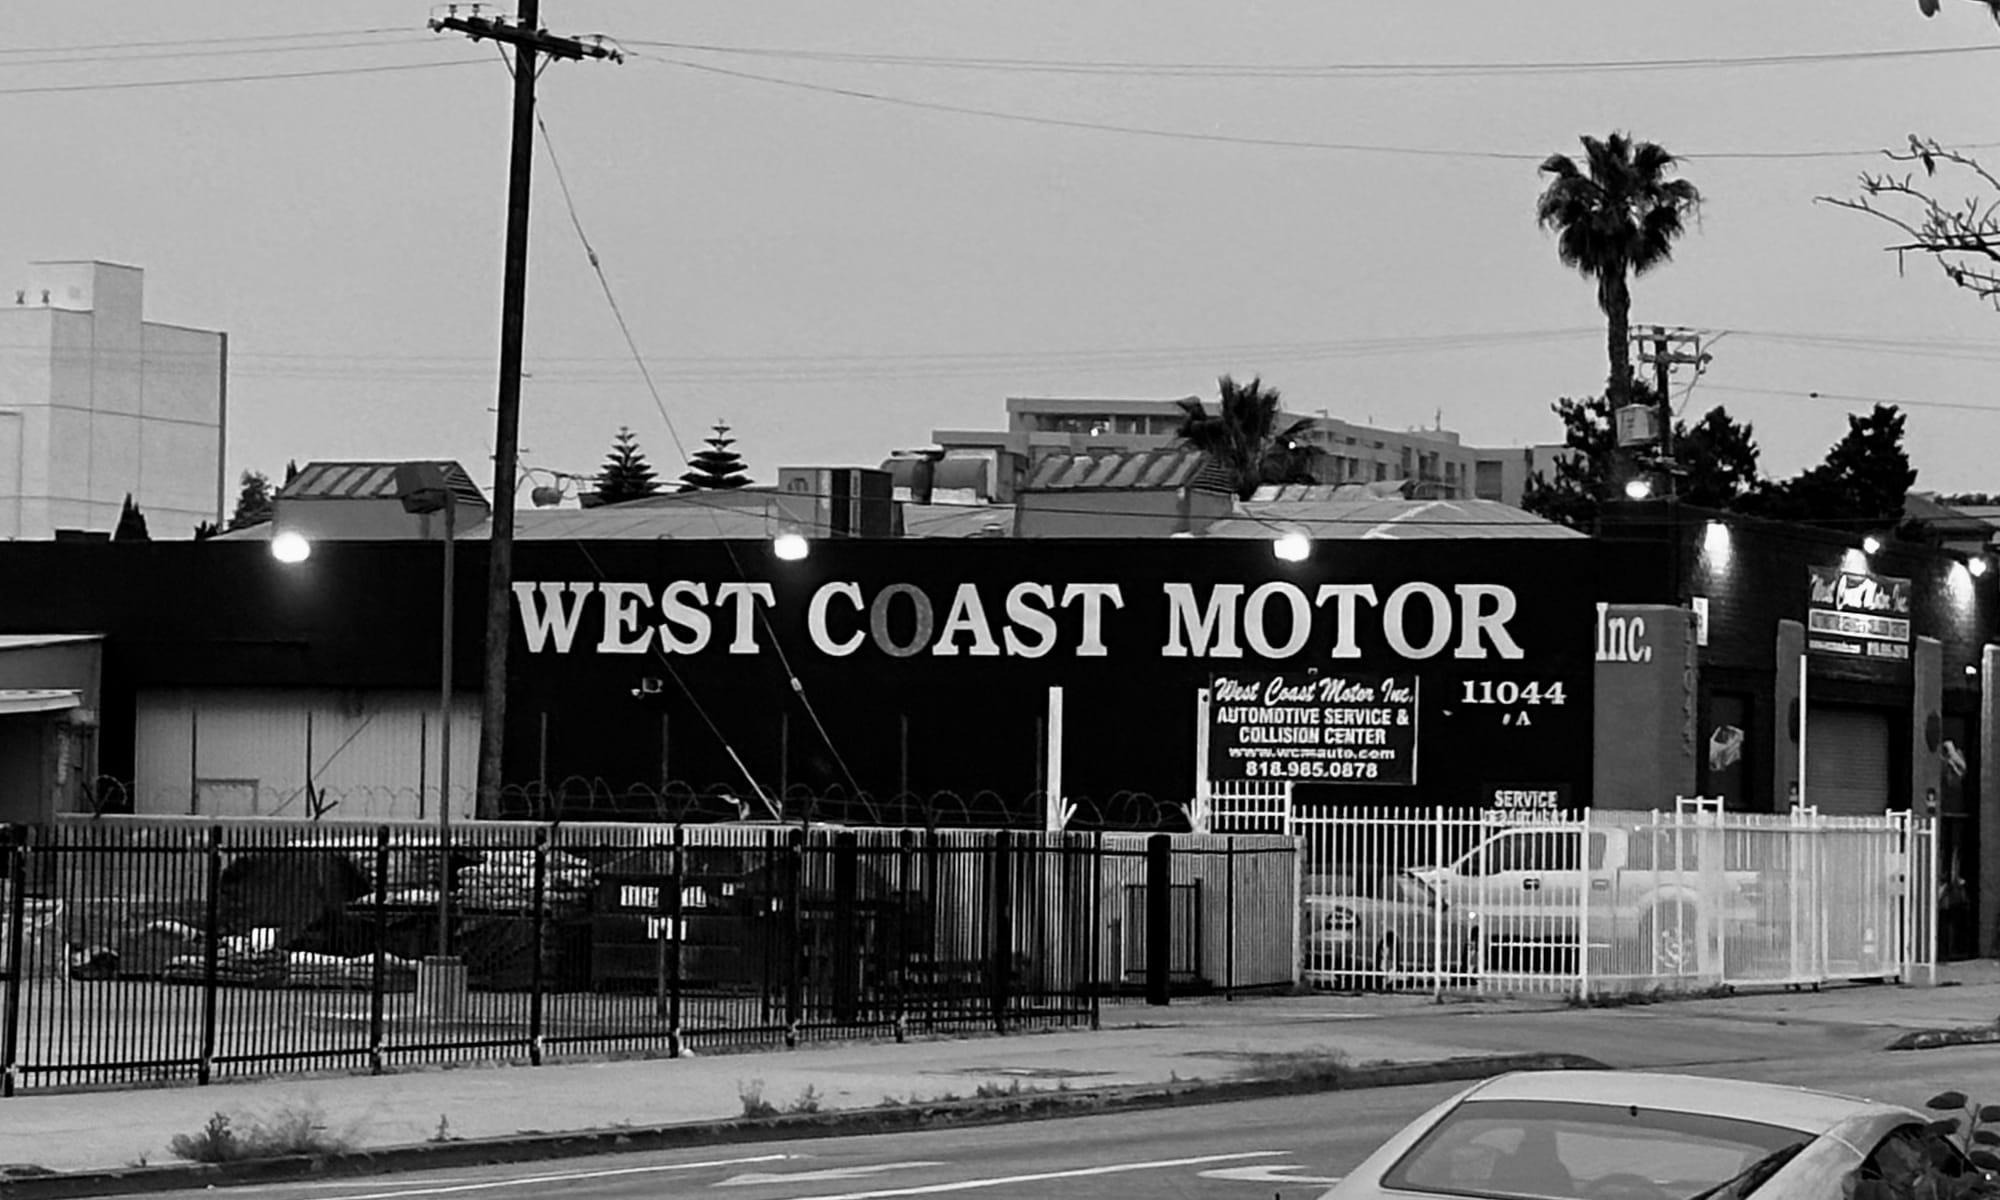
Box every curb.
[1886,1025,2000,1052]
[0,1052,1605,1199]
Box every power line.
[631,53,2000,164]
[627,37,2000,80]
[0,26,417,56]
[1,37,431,71]
[535,104,870,803]
[1702,382,2000,414]
[0,58,485,97]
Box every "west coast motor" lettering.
[511,579,1528,662]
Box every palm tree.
[1917,0,2000,24]
[1536,133,1701,401]
[1173,375,1321,500]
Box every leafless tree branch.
[1816,134,2000,310]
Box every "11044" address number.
[1460,680,1567,706]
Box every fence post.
[1088,833,1102,1031]
[921,829,939,1037]
[1145,832,1172,1007]
[1575,812,1591,1003]
[529,827,549,1067]
[832,831,858,1026]
[894,829,915,1041]
[198,824,222,1087]
[666,825,684,1057]
[785,828,805,1044]
[1,826,27,1098]
[1927,815,1941,987]
[1432,809,1447,1001]
[368,826,389,1076]
[1223,838,1236,1000]
[990,829,1012,1034]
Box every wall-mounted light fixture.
[773,531,810,561]
[1950,560,1976,606]
[1272,531,1311,563]
[270,530,311,564]
[1703,521,1731,570]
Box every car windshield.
[1381,1099,1814,1200]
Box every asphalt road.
[147,1041,2000,1200]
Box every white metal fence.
[1213,787,1938,1000]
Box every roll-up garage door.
[1804,705,1892,816]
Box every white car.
[1317,1070,1983,1200]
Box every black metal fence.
[0,820,1297,1095]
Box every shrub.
[737,1080,777,1119]
[167,1105,354,1164]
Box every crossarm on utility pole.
[429,13,621,63]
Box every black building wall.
[0,535,1620,824]
[1602,501,1992,815]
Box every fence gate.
[1203,796,1943,1002]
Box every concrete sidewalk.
[3,965,1997,1181]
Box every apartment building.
[930,396,1563,505]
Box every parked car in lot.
[1317,1069,1976,1200]
[1406,823,1766,973]
[1302,866,1478,987]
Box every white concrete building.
[930,396,1568,506]
[0,261,226,540]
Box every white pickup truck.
[1407,821,1768,973]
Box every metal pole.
[439,494,456,956]
[1797,655,1808,810]
[2,827,28,1097]
[1045,686,1064,832]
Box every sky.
[11,1,2000,509]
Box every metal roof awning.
[0,634,104,652]
[0,689,81,717]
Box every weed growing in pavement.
[1565,984,1735,1009]
[786,1086,823,1115]
[973,1079,1030,1100]
[1233,1047,1350,1086]
[429,1115,458,1144]
[171,1114,240,1163]
[168,1103,355,1164]
[737,1080,778,1119]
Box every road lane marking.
[717,1163,945,1187]
[765,1151,1288,1199]
[1201,1162,1345,1184]
[305,1153,795,1199]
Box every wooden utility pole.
[1632,326,1708,499]
[430,4,619,817]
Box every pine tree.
[113,494,150,542]
[226,470,274,531]
[590,426,663,506]
[678,421,752,492]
